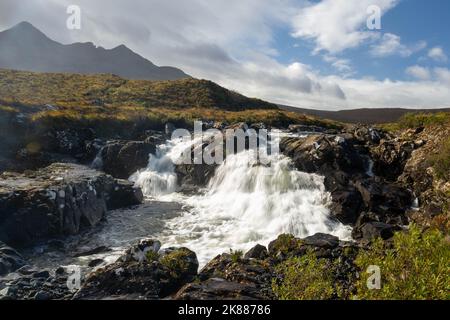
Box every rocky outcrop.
[98,140,157,179]
[0,242,26,276]
[0,163,143,247]
[280,128,413,229]
[73,239,198,300]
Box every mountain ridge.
[0,21,190,81]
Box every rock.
[244,244,268,260]
[176,252,274,300]
[174,278,263,300]
[268,234,305,259]
[352,222,400,241]
[88,259,105,268]
[0,163,143,246]
[0,242,26,276]
[73,246,111,258]
[34,290,51,300]
[99,140,156,179]
[32,271,50,279]
[74,240,197,300]
[288,124,326,133]
[107,179,144,209]
[371,139,415,180]
[303,233,339,249]
[280,134,366,176]
[329,188,363,224]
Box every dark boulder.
[329,188,363,225]
[371,139,415,180]
[352,222,400,241]
[244,244,269,260]
[74,239,198,300]
[0,241,26,276]
[99,140,156,179]
[303,233,340,249]
[280,134,366,176]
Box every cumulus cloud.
[428,47,448,63]
[406,65,431,80]
[291,0,399,54]
[370,33,427,57]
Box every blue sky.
[1,0,450,109]
[273,0,450,81]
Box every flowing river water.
[20,133,352,272]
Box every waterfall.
[132,136,351,265]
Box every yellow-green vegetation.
[269,234,304,257]
[429,137,450,180]
[145,250,160,262]
[272,250,337,300]
[159,248,194,279]
[229,249,244,263]
[0,69,340,136]
[353,224,450,300]
[381,112,450,132]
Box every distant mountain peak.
[0,21,190,81]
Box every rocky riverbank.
[0,116,448,300]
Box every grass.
[0,69,341,138]
[428,137,450,181]
[380,112,450,132]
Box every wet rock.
[280,134,366,175]
[303,233,339,249]
[107,179,144,209]
[73,246,111,258]
[74,240,197,300]
[352,222,400,241]
[0,163,143,246]
[288,124,326,133]
[371,139,415,180]
[99,140,156,179]
[88,259,105,268]
[34,290,51,300]
[329,188,363,224]
[174,278,263,300]
[32,271,50,279]
[0,241,26,276]
[244,244,268,260]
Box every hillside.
[280,105,450,124]
[0,22,189,81]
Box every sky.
[1,0,450,110]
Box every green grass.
[353,225,450,300]
[380,112,450,132]
[429,137,450,181]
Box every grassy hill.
[0,69,339,136]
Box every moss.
[353,224,450,300]
[159,248,194,279]
[145,250,160,262]
[270,234,304,257]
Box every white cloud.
[291,0,399,54]
[428,47,448,63]
[370,33,427,57]
[405,65,431,80]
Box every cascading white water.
[132,137,352,266]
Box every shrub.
[272,251,337,300]
[353,225,450,300]
[429,137,450,180]
[229,249,243,263]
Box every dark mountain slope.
[0,21,189,80]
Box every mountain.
[280,105,450,124]
[0,21,190,80]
